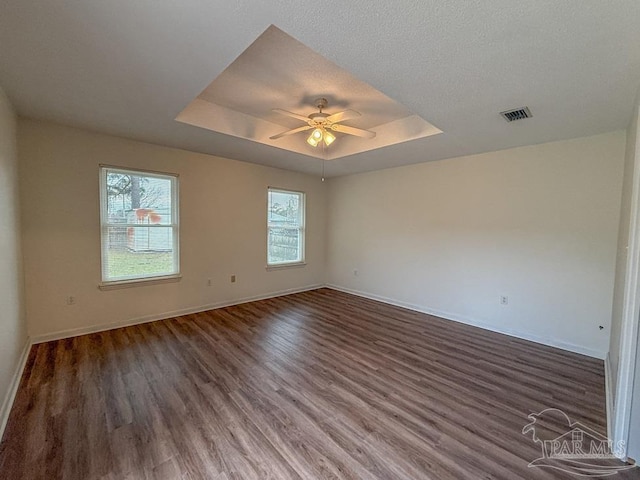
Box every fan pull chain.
[321,140,326,181]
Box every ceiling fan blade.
[331,124,376,139]
[269,125,313,140]
[272,108,311,124]
[325,109,361,124]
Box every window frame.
[99,165,180,287]
[266,187,306,268]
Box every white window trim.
[265,262,307,271]
[99,165,180,287]
[267,187,306,268]
[98,274,182,290]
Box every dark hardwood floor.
[0,288,636,479]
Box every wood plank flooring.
[0,288,636,479]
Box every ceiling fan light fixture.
[272,99,375,149]
[307,128,324,147]
[307,131,320,147]
[323,129,336,146]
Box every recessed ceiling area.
[0,1,639,176]
[176,25,442,160]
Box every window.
[267,188,305,266]
[100,166,179,284]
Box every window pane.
[268,227,301,264]
[104,226,176,280]
[106,172,174,225]
[101,167,179,283]
[268,191,301,227]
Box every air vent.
[500,107,532,122]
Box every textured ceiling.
[1,1,640,176]
[177,25,441,160]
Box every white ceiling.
[1,1,639,177]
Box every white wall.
[0,87,27,435]
[18,119,326,339]
[327,132,625,358]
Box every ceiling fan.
[269,98,376,147]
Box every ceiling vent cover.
[500,106,532,122]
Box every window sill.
[266,262,307,271]
[98,274,182,291]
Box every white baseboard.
[31,284,323,344]
[31,282,607,359]
[0,336,31,442]
[326,284,607,360]
[605,352,614,441]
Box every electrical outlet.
[353,269,359,276]
[207,278,212,287]
[66,296,76,305]
[499,295,508,305]
[231,275,236,283]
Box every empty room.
[2,1,640,479]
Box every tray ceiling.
[176,26,441,160]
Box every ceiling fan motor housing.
[314,97,328,111]
[308,112,329,123]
